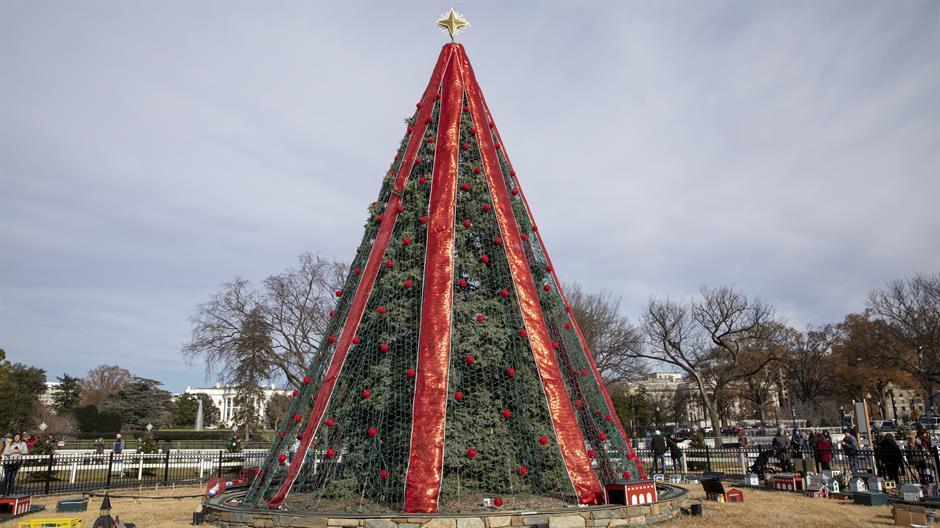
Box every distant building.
[184,384,292,428]
[38,381,60,409]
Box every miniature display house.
[669,475,683,484]
[902,483,923,502]
[848,477,867,493]
[825,478,840,493]
[772,474,805,491]
[805,485,830,499]
[0,495,31,516]
[653,474,665,483]
[867,476,885,493]
[725,488,744,503]
[744,473,760,487]
[604,481,657,506]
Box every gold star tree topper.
[437,8,469,40]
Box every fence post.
[218,450,223,478]
[44,453,55,494]
[739,448,748,475]
[705,446,712,473]
[163,451,171,484]
[681,450,688,474]
[106,452,113,489]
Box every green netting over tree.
[241,42,644,515]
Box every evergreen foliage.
[52,374,83,412]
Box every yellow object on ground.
[17,518,82,528]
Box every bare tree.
[184,253,346,389]
[782,325,839,421]
[564,282,648,383]
[868,271,940,413]
[635,286,781,437]
[79,364,133,407]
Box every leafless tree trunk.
[634,286,781,437]
[564,282,648,383]
[869,272,940,414]
[183,253,346,389]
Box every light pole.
[886,382,899,422]
[627,387,638,433]
[655,406,661,431]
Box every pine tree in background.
[243,41,644,515]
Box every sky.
[1,2,937,394]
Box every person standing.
[817,431,833,471]
[737,430,750,449]
[1,433,28,495]
[113,434,124,454]
[878,432,904,483]
[94,437,105,455]
[651,430,667,474]
[841,429,861,473]
[667,434,683,473]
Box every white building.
[38,381,61,408]
[184,384,292,428]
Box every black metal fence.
[634,445,940,487]
[1,450,266,496]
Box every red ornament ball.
[476,313,485,323]
[418,177,427,184]
[415,103,421,109]
[473,167,482,175]
[461,183,471,191]
[367,427,378,438]
[465,354,476,365]
[521,233,529,241]
[376,306,386,315]
[459,278,468,287]
[385,259,394,268]
[489,121,495,128]
[379,343,389,353]
[587,449,596,458]
[352,336,361,345]
[519,328,528,337]
[518,465,529,476]
[574,399,584,408]
[565,322,572,330]
[599,432,608,441]
[328,335,337,343]
[454,390,464,401]
[416,157,424,164]
[396,203,404,213]
[419,216,429,224]
[510,169,516,177]
[291,390,299,397]
[325,418,334,427]
[469,127,476,136]
[622,471,632,479]
[543,284,551,292]
[325,448,336,458]
[495,143,501,150]
[404,280,413,288]
[501,408,512,419]
[293,414,302,423]
[551,341,559,350]
[406,368,416,378]
[500,289,510,297]
[380,469,389,479]
[494,497,503,507]
[493,236,502,245]
[511,188,519,196]
[463,105,470,112]
[461,143,470,151]
[303,376,312,384]
[354,267,361,276]
[402,236,411,246]
[581,369,590,376]
[483,204,492,212]
[361,389,372,399]
[462,219,472,228]
[278,453,287,463]
[467,448,477,459]
[480,255,490,264]
[505,367,516,378]
[335,290,343,297]
[329,309,334,318]
[605,415,613,423]
[375,214,384,223]
[546,264,554,272]
[539,435,548,445]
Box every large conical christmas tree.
[244,28,645,515]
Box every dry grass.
[10,485,204,527]
[658,484,895,528]
[9,484,897,528]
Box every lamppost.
[886,382,899,422]
[625,387,638,434]
[655,406,661,431]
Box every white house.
[184,384,292,428]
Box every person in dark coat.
[877,432,905,483]
[651,430,667,474]
[667,434,683,472]
[817,430,833,471]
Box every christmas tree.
[244,11,645,514]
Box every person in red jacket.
[817,430,833,470]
